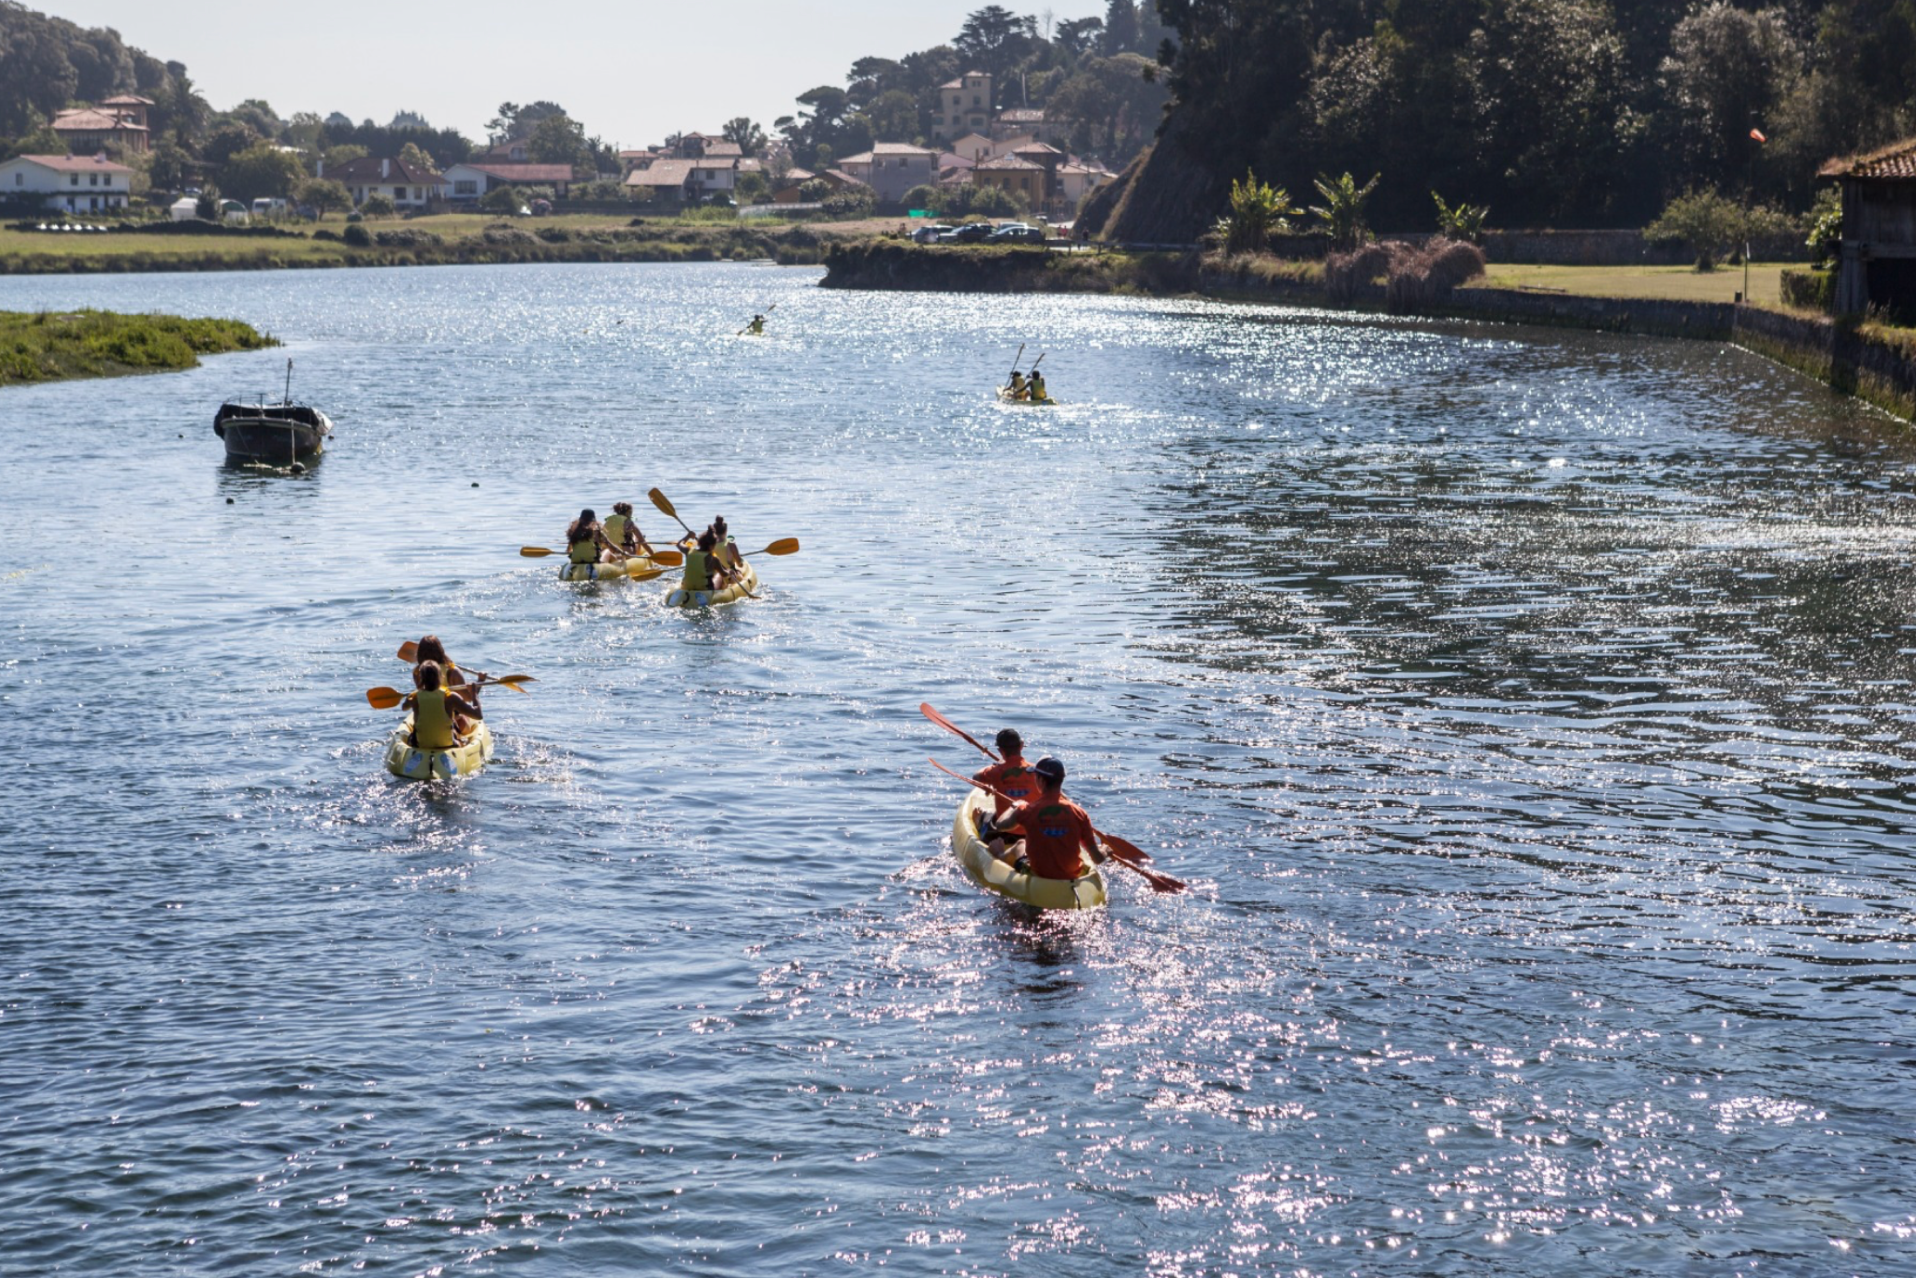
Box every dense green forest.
[1098,0,1916,239]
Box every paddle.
[927,757,1185,894]
[736,302,777,336]
[520,545,683,568]
[366,674,534,710]
[648,486,694,535]
[919,702,1152,866]
[1006,341,1025,388]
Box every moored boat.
[666,558,759,608]
[950,788,1107,910]
[215,359,332,465]
[384,714,494,781]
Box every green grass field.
[1473,262,1798,306]
[0,309,275,385]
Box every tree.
[298,177,352,218]
[480,185,523,214]
[223,99,282,139]
[527,113,590,170]
[361,193,396,218]
[486,100,568,143]
[389,110,430,129]
[1659,4,1800,193]
[1056,16,1103,57]
[1309,171,1379,251]
[1643,188,1790,269]
[955,6,1037,82]
[1216,168,1298,252]
[735,169,771,204]
[201,124,259,170]
[721,116,767,155]
[865,89,920,142]
[398,142,436,174]
[146,140,193,191]
[1432,190,1488,241]
[221,141,306,202]
[797,177,833,202]
[1100,0,1139,54]
[323,143,368,167]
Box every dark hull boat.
[214,357,332,466]
[214,401,333,465]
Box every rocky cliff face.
[1087,111,1230,246]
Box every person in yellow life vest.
[405,660,477,750]
[1028,369,1048,402]
[747,314,766,335]
[709,515,743,570]
[566,508,626,565]
[603,502,655,559]
[680,528,734,593]
[412,634,481,727]
[1006,369,1029,400]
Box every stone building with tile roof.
[1820,137,1916,317]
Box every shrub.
[1309,171,1380,252]
[1383,238,1487,309]
[1323,241,1401,303]
[373,228,442,247]
[1432,191,1489,243]
[1643,189,1792,271]
[313,228,340,241]
[342,223,371,247]
[482,224,536,245]
[797,178,833,202]
[821,186,877,218]
[1806,188,1841,266]
[535,225,572,242]
[1780,268,1834,311]
[1216,169,1299,254]
[480,186,523,214]
[360,194,396,218]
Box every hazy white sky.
[46,0,1105,147]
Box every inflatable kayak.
[666,559,759,608]
[950,788,1107,910]
[384,714,494,781]
[997,387,1059,406]
[557,553,664,583]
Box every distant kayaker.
[971,728,1040,819]
[979,757,1101,880]
[748,314,766,335]
[1006,369,1029,400]
[405,660,478,750]
[604,502,654,558]
[1028,369,1048,402]
[566,508,626,565]
[412,634,481,723]
[679,528,734,593]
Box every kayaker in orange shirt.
[980,756,1102,881]
[971,728,1041,820]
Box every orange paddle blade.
[920,703,997,760]
[395,641,419,663]
[520,546,557,557]
[759,538,800,556]
[648,549,684,567]
[648,487,680,519]
[367,686,406,709]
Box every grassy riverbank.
[0,310,275,385]
[0,214,897,274]
[1473,262,1798,306]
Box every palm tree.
[1218,169,1300,253]
[1310,171,1380,251]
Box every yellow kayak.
[557,553,664,582]
[997,387,1058,405]
[950,788,1106,910]
[384,715,494,781]
[666,559,759,608]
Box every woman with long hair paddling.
[566,508,626,566]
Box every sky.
[45,0,1107,148]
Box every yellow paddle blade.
[760,538,800,556]
[648,549,684,567]
[520,546,556,557]
[629,567,667,582]
[367,686,406,709]
[647,487,679,520]
[491,675,535,693]
[395,641,419,662]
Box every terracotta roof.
[464,163,575,182]
[780,167,815,184]
[51,108,145,132]
[625,160,695,186]
[823,168,870,189]
[325,156,443,183]
[5,153,133,174]
[836,151,874,167]
[701,141,744,157]
[974,155,1043,172]
[1820,136,1916,180]
[102,94,155,106]
[871,142,936,156]
[938,153,975,169]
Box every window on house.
[71,174,80,185]
[13,174,21,186]
[455,180,477,195]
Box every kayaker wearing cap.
[404,660,477,750]
[1006,369,1029,400]
[412,634,481,725]
[971,728,1040,820]
[566,509,627,565]
[603,502,655,559]
[980,756,1102,880]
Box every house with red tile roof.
[442,162,576,202]
[317,156,447,208]
[1820,136,1916,316]
[50,107,147,155]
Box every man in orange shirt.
[984,757,1102,881]
[971,728,1041,822]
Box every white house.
[835,143,939,204]
[441,162,576,202]
[316,156,446,208]
[0,154,132,214]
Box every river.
[3,262,1914,1276]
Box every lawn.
[1472,262,1798,306]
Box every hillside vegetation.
[0,309,275,384]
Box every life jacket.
[979,756,1040,816]
[604,514,632,549]
[1010,796,1094,880]
[749,318,764,334]
[682,549,713,590]
[413,688,458,750]
[1008,375,1026,396]
[569,535,598,564]
[1029,376,1047,401]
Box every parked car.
[938,222,996,244]
[911,223,957,243]
[988,223,1046,244]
